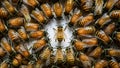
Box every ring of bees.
[0,0,120,68]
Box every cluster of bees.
[0,0,120,68]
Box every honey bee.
[95,13,111,28]
[18,27,29,41]
[64,0,74,15]
[89,46,102,58]
[82,38,98,46]
[11,0,20,6]
[27,61,34,68]
[109,10,120,19]
[65,47,75,65]
[104,0,118,11]
[74,26,96,37]
[79,13,94,26]
[29,30,47,39]
[23,0,39,8]
[33,38,48,52]
[40,46,53,61]
[104,22,115,35]
[94,60,108,68]
[20,4,31,22]
[1,38,13,54]
[79,53,92,68]
[0,7,8,18]
[0,19,7,33]
[0,47,6,57]
[8,29,20,43]
[49,54,55,66]
[109,60,119,68]
[115,32,120,42]
[80,0,93,12]
[94,0,104,15]
[108,48,120,57]
[12,54,23,67]
[0,60,9,68]
[31,8,46,25]
[35,59,43,68]
[41,3,53,18]
[54,26,66,42]
[24,22,39,32]
[53,2,63,18]
[115,0,120,9]
[72,39,91,51]
[8,17,24,28]
[68,10,82,27]
[2,0,16,15]
[54,46,64,64]
[95,30,111,44]
[15,44,30,58]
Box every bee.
[79,53,92,68]
[12,54,23,67]
[104,22,115,35]
[109,60,119,68]
[68,10,82,27]
[65,47,75,65]
[94,60,108,68]
[0,7,8,18]
[64,0,74,15]
[8,29,20,43]
[1,38,13,54]
[0,60,9,68]
[108,48,120,57]
[2,0,16,15]
[33,38,48,52]
[53,2,63,18]
[74,26,96,37]
[0,47,6,57]
[0,19,7,33]
[94,0,104,15]
[95,13,111,28]
[41,3,53,18]
[49,55,55,66]
[115,0,120,9]
[89,46,102,58]
[15,44,30,58]
[8,17,24,28]
[18,27,29,41]
[79,13,94,26]
[20,4,31,22]
[109,10,120,19]
[40,46,53,61]
[54,26,66,42]
[23,0,39,8]
[54,46,64,64]
[27,61,34,68]
[24,22,39,32]
[115,32,120,42]
[82,38,98,46]
[35,59,43,68]
[29,30,47,39]
[95,30,111,44]
[31,8,46,25]
[104,0,118,11]
[72,39,91,51]
[10,0,20,6]
[80,0,93,12]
